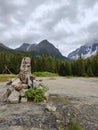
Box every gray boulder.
[7,90,20,103]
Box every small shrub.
[25,85,48,102]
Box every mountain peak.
[40,39,49,43]
[68,42,98,59]
[15,43,30,51]
[15,40,66,59]
[39,39,51,45]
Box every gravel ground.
[0,77,98,130]
[40,77,98,105]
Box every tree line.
[0,51,98,77]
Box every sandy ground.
[0,77,98,104]
[37,77,98,104]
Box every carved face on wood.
[20,57,31,74]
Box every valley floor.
[0,77,98,130]
[40,77,98,105]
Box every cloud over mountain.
[0,0,98,56]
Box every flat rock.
[21,97,28,103]
[11,78,21,87]
[7,90,19,103]
[45,104,56,112]
[19,89,28,97]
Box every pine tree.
[58,62,66,76]
[86,58,94,77]
[76,56,85,76]
[93,53,98,76]
[65,61,72,76]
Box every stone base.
[20,97,28,103]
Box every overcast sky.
[0,0,98,56]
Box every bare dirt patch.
[38,77,98,104]
[0,77,98,130]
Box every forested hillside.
[0,51,98,77]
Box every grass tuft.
[33,72,58,77]
[68,122,83,130]
[0,74,16,82]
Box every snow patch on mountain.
[27,44,32,51]
[68,43,98,59]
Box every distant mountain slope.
[16,40,66,59]
[15,43,30,51]
[0,43,11,51]
[68,43,98,59]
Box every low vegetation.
[58,121,83,130]
[0,51,98,77]
[0,74,16,82]
[68,122,83,130]
[25,85,48,102]
[33,72,58,77]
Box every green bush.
[25,85,48,102]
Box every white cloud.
[0,0,98,56]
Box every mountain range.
[0,40,98,60]
[0,40,66,60]
[0,43,11,51]
[68,43,98,59]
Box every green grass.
[33,72,58,77]
[0,72,58,82]
[0,74,16,82]
[57,121,83,130]
[68,122,83,130]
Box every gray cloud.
[82,0,98,8]
[0,0,98,56]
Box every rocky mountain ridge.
[0,43,11,51]
[1,41,98,60]
[68,43,98,59]
[0,40,66,59]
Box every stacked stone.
[2,57,34,103]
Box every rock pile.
[1,57,36,103]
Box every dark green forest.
[0,51,98,77]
